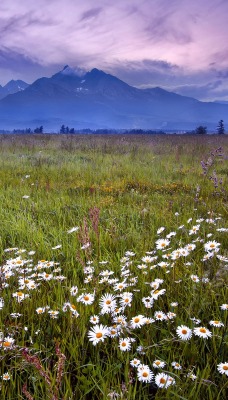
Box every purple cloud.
[0,0,228,100]
[80,7,103,22]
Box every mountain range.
[0,66,227,131]
[0,80,29,100]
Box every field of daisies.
[0,134,227,399]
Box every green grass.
[0,134,227,399]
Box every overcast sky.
[1,0,228,100]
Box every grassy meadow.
[0,133,227,399]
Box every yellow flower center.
[17,292,23,297]
[84,296,89,301]
[121,342,126,347]
[96,333,102,339]
[214,321,219,324]
[182,329,187,334]
[155,361,160,365]
[106,300,111,305]
[3,341,11,347]
[223,366,228,371]
[199,328,207,333]
[142,372,148,377]
[134,317,140,323]
[160,378,166,384]
[71,304,76,310]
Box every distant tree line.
[3,120,226,134]
[59,127,166,134]
[194,120,225,135]
[60,125,75,134]
[12,126,43,134]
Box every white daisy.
[167,312,176,320]
[142,256,155,263]
[157,227,165,234]
[99,293,117,313]
[170,302,178,307]
[153,360,166,368]
[78,293,95,305]
[119,338,131,351]
[156,239,170,250]
[154,311,166,321]
[1,337,15,350]
[125,251,135,256]
[119,292,133,307]
[130,358,141,368]
[193,327,212,339]
[217,362,228,376]
[171,361,182,370]
[151,289,166,300]
[12,291,29,302]
[176,325,192,340]
[209,320,224,328]
[220,304,228,310]
[204,241,220,252]
[89,315,100,324]
[108,327,120,338]
[142,296,154,308]
[2,372,10,380]
[186,243,196,252]
[187,372,197,380]
[88,324,109,345]
[137,365,154,383]
[113,315,127,326]
[36,307,45,314]
[113,282,128,291]
[144,317,155,325]
[130,315,146,329]
[191,275,200,283]
[48,310,59,319]
[155,372,172,388]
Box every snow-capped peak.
[61,65,86,77]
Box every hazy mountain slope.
[0,67,227,130]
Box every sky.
[1,0,228,101]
